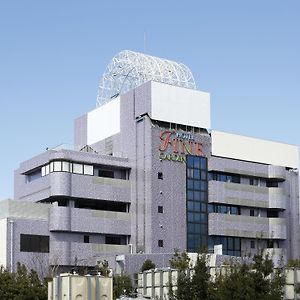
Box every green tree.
[140,259,156,272]
[113,274,133,300]
[287,259,300,268]
[169,250,191,271]
[169,250,212,300]
[96,260,110,277]
[212,254,285,300]
[0,263,47,300]
[191,254,211,300]
[212,262,255,300]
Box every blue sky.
[0,1,299,199]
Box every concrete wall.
[0,219,7,268]
[8,218,49,275]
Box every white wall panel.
[0,219,7,268]
[151,82,211,129]
[212,130,299,168]
[87,97,120,145]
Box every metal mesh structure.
[96,50,196,107]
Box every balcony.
[50,241,130,266]
[49,172,131,202]
[208,181,287,209]
[49,206,131,235]
[208,213,287,239]
[208,157,286,180]
[268,165,286,180]
[71,243,130,266]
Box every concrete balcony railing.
[49,206,131,235]
[208,213,287,239]
[268,165,286,180]
[49,241,71,266]
[70,243,130,266]
[50,241,130,266]
[269,217,287,239]
[263,248,285,258]
[208,181,287,210]
[208,157,286,180]
[49,172,131,202]
[49,206,71,231]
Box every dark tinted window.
[266,181,279,188]
[267,209,279,218]
[208,236,241,257]
[99,169,114,178]
[84,235,90,243]
[105,235,121,245]
[20,234,49,253]
[186,155,208,252]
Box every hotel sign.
[159,130,204,162]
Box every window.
[267,240,279,248]
[105,235,122,245]
[62,161,70,172]
[208,236,241,256]
[158,240,164,247]
[41,166,46,177]
[53,161,62,172]
[187,169,194,178]
[267,209,279,218]
[73,163,83,174]
[251,240,255,249]
[186,155,208,252]
[208,172,240,184]
[45,164,50,175]
[230,206,239,215]
[84,235,90,243]
[250,178,259,186]
[99,169,114,178]
[266,181,279,188]
[231,175,241,184]
[84,164,94,175]
[158,206,163,213]
[250,209,255,217]
[158,172,163,180]
[26,169,42,183]
[20,234,49,253]
[208,204,240,215]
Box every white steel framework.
[96,50,196,107]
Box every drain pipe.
[9,220,14,272]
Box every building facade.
[1,52,299,275]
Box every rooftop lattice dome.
[96,50,196,107]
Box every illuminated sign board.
[159,130,204,162]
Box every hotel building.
[0,51,299,275]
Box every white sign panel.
[212,130,299,169]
